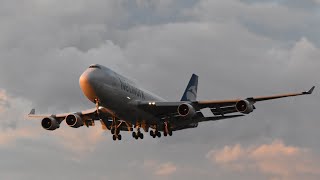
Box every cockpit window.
[89,64,101,69]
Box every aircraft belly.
[94,83,159,124]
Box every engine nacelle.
[235,100,254,114]
[41,117,60,131]
[65,114,84,128]
[177,103,196,119]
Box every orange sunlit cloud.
[143,160,177,176]
[207,140,320,180]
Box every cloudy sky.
[0,0,319,179]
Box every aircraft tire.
[112,135,117,141]
[168,131,173,136]
[156,131,161,138]
[139,133,144,139]
[132,132,136,138]
[118,134,122,140]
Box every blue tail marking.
[181,74,198,101]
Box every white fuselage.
[79,64,166,124]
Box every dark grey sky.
[0,0,319,179]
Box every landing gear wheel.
[168,130,173,136]
[150,130,154,137]
[132,132,136,138]
[156,131,161,138]
[152,135,156,138]
[112,135,117,141]
[139,132,144,139]
[118,134,122,140]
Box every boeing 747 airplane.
[28,64,315,141]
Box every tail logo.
[186,85,197,101]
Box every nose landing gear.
[110,114,122,141]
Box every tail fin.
[29,108,35,115]
[181,74,198,101]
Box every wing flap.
[210,106,237,116]
[197,114,244,122]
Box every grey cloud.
[0,0,319,179]
[188,0,320,46]
[241,0,320,10]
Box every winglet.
[29,108,35,115]
[303,86,315,95]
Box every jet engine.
[235,100,254,114]
[66,114,84,128]
[41,117,60,131]
[177,103,196,119]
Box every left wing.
[196,86,315,109]
[136,86,315,117]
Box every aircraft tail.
[181,74,198,101]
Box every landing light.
[127,97,131,100]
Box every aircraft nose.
[79,69,96,102]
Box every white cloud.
[52,127,105,156]
[0,89,9,113]
[0,89,32,129]
[0,127,43,148]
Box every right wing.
[26,107,126,130]
[27,108,98,121]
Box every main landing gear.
[132,122,144,140]
[150,130,161,138]
[111,128,121,141]
[132,130,144,140]
[149,123,173,138]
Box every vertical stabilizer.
[181,74,198,101]
[29,109,35,115]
